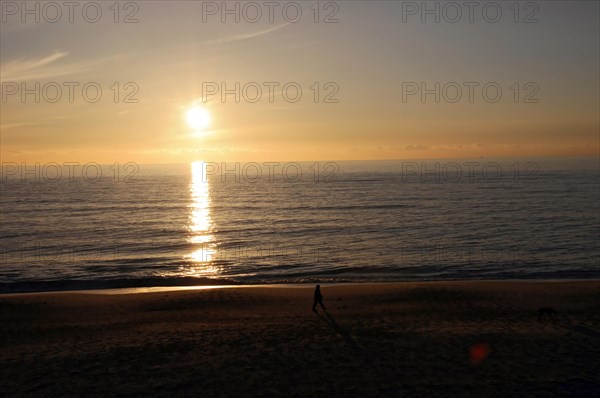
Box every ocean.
[1,158,598,293]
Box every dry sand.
[1,281,599,397]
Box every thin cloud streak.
[200,23,290,46]
[0,52,107,82]
[0,122,40,130]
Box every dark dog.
[538,307,557,320]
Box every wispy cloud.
[0,122,40,130]
[201,23,290,46]
[0,51,105,82]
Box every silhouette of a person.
[312,284,325,312]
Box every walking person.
[312,284,326,312]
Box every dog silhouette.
[538,307,557,320]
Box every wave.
[4,269,599,295]
[0,276,239,294]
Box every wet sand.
[1,281,599,397]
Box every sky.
[1,1,598,163]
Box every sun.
[186,106,211,131]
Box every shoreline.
[2,278,600,297]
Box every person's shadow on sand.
[315,308,362,351]
[312,285,361,351]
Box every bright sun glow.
[186,106,211,131]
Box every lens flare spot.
[470,342,490,366]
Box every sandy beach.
[1,281,599,397]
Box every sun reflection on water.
[184,161,219,275]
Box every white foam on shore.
[2,279,597,297]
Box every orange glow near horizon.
[0,2,598,164]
